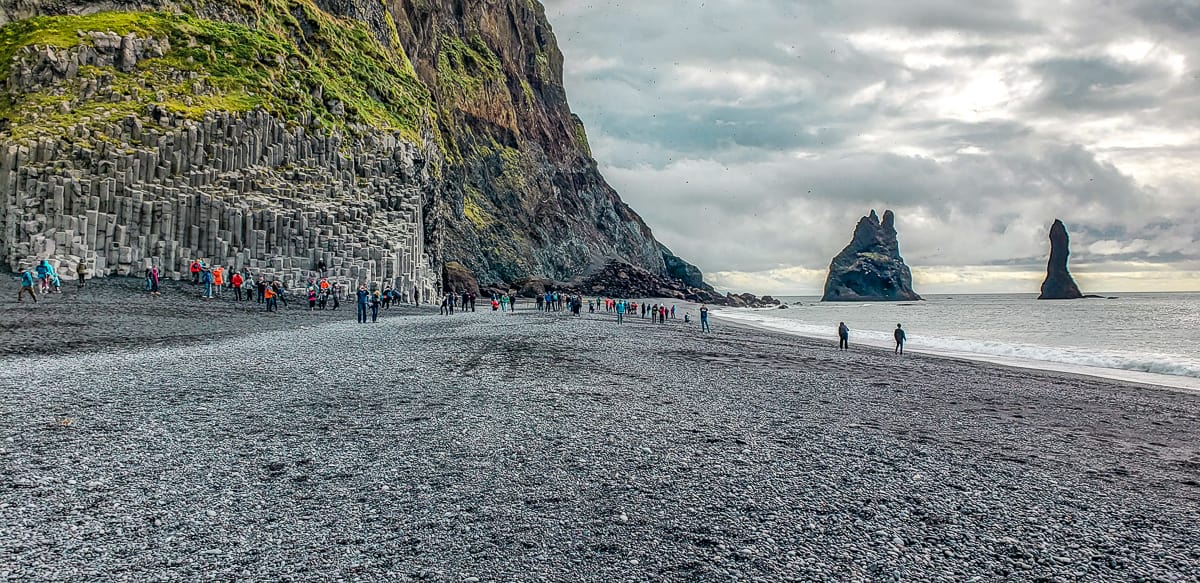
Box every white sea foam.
[715,304,1200,391]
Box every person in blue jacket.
[35,261,51,293]
[17,268,38,303]
[356,284,370,324]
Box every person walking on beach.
[838,322,850,351]
[16,268,37,303]
[76,262,88,289]
[616,299,626,324]
[148,266,161,296]
[894,324,907,355]
[371,290,381,323]
[700,304,711,333]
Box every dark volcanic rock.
[576,260,718,302]
[0,0,712,296]
[1038,219,1084,300]
[661,246,715,292]
[822,210,922,302]
[442,261,480,295]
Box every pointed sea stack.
[822,210,923,302]
[1038,219,1084,300]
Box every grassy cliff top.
[0,2,434,142]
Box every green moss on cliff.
[0,3,434,143]
[463,185,496,230]
[436,33,504,105]
[571,115,592,158]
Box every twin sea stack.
[822,210,922,302]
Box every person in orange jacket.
[212,266,225,298]
[263,284,277,312]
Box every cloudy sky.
[541,0,1200,295]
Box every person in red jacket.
[231,272,244,302]
[189,260,202,284]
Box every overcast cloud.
[542,0,1200,294]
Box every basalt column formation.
[0,0,714,296]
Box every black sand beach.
[1,279,1198,581]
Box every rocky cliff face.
[822,210,922,302]
[0,0,707,292]
[1038,219,1084,300]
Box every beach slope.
[1,289,1197,580]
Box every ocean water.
[712,293,1200,391]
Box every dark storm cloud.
[542,0,1200,292]
[1131,0,1200,33]
[1030,56,1169,112]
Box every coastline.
[2,281,1198,580]
[712,308,1200,394]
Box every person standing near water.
[700,304,711,333]
[616,300,626,324]
[894,324,906,355]
[838,322,850,351]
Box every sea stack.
[1038,219,1084,300]
[822,210,923,302]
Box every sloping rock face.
[662,246,715,292]
[0,0,710,293]
[576,260,721,303]
[822,210,922,302]
[1038,219,1084,300]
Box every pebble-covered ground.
[1,280,1198,581]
